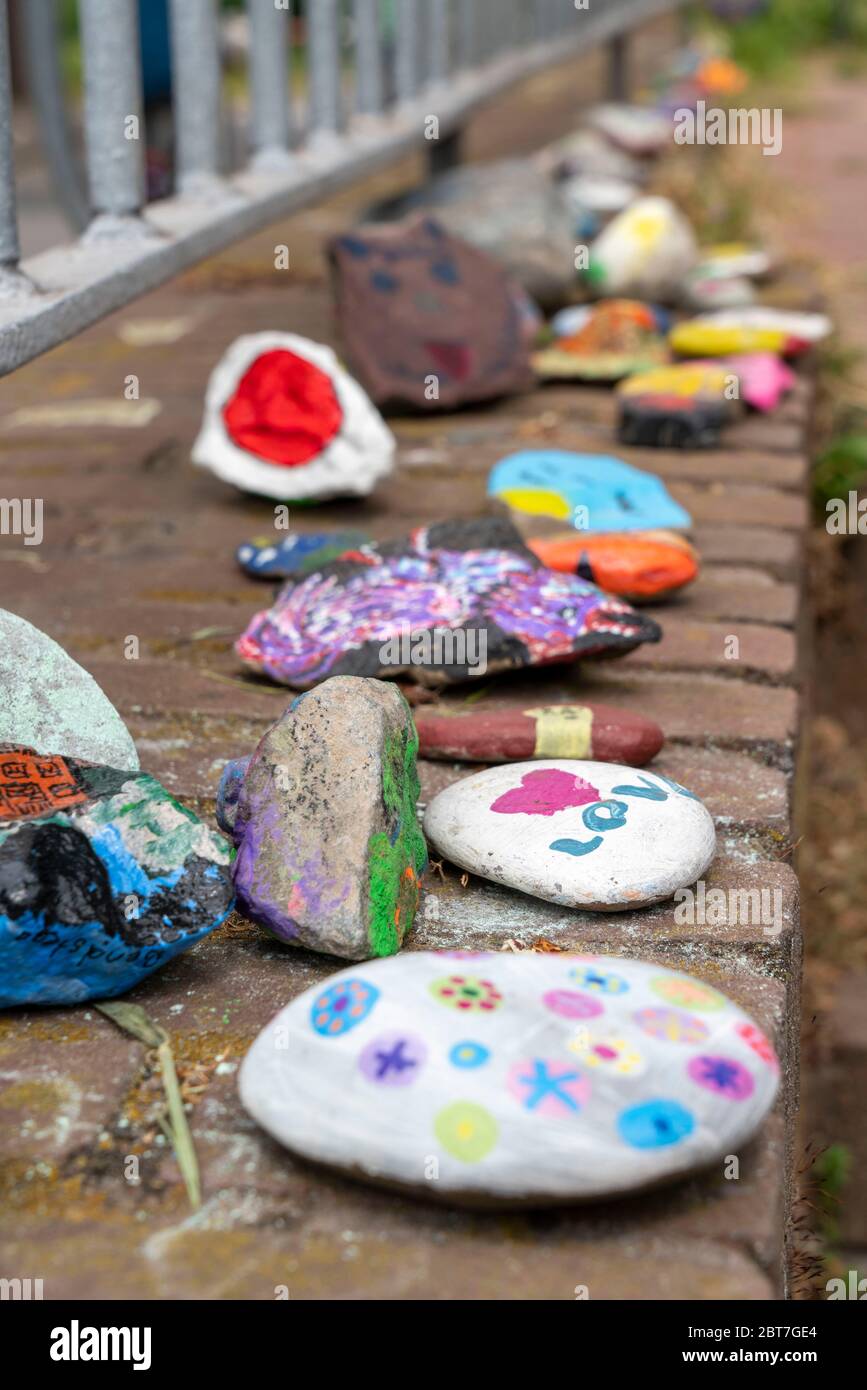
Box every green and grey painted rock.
[0,610,138,772]
[217,677,428,960]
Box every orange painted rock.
[415,703,664,766]
[533,300,668,382]
[527,531,699,602]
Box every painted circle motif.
[618,1099,695,1149]
[434,1102,498,1163]
[735,1021,778,1069]
[633,1006,710,1045]
[430,974,503,1013]
[687,1054,755,1101]
[568,1032,645,1076]
[507,1057,591,1117]
[569,965,630,995]
[649,975,726,1012]
[358,1032,426,1086]
[311,979,379,1037]
[543,988,604,1020]
[449,1041,490,1069]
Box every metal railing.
[0,0,684,378]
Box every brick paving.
[0,28,813,1300]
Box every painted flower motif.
[687,1054,755,1101]
[567,1031,645,1076]
[735,1020,779,1069]
[311,978,379,1037]
[618,1098,695,1149]
[429,974,503,1013]
[649,975,726,1012]
[507,1058,591,1117]
[434,1101,498,1163]
[358,1032,427,1086]
[449,1041,490,1069]
[542,989,604,1020]
[568,965,630,995]
[633,1007,710,1045]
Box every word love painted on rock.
[424,761,717,911]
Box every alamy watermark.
[674,880,783,938]
[674,100,782,157]
[379,625,488,676]
[0,497,43,545]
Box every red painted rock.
[414,703,664,767]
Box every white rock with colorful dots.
[239,952,779,1205]
[422,760,716,910]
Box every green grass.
[697,0,867,77]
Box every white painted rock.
[423,761,716,909]
[239,951,779,1206]
[0,609,139,771]
[192,332,396,500]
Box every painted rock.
[236,519,661,689]
[533,299,668,382]
[705,352,796,413]
[560,173,638,221]
[587,198,698,301]
[367,160,577,310]
[0,747,234,1007]
[239,950,778,1206]
[0,609,139,772]
[216,678,427,960]
[539,127,645,184]
[682,270,756,312]
[617,362,740,448]
[423,761,716,910]
[692,243,772,281]
[488,450,692,535]
[236,530,369,580]
[329,217,534,410]
[527,530,699,601]
[191,332,395,500]
[670,308,832,359]
[414,703,664,766]
[588,104,672,156]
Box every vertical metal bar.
[78,0,145,219]
[428,0,449,86]
[168,0,222,190]
[608,31,629,101]
[395,0,420,102]
[308,0,342,136]
[457,0,476,68]
[0,0,20,267]
[354,0,384,115]
[248,0,293,165]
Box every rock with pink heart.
[423,760,716,910]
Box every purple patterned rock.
[236,519,661,689]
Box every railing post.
[354,0,385,116]
[395,0,420,104]
[248,0,293,168]
[0,0,22,284]
[78,0,145,227]
[168,0,223,193]
[608,30,629,101]
[308,0,343,140]
[428,0,449,88]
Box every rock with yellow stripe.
[617,362,741,449]
[414,703,664,767]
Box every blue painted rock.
[617,363,741,448]
[0,747,234,1007]
[236,530,369,580]
[488,450,692,535]
[414,702,664,766]
[192,332,396,501]
[423,761,716,910]
[329,217,534,410]
[239,950,779,1206]
[216,678,427,960]
[0,609,139,772]
[236,518,661,689]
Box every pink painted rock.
[414,703,664,766]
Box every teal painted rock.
[0,747,234,1007]
[0,609,138,772]
[218,677,427,960]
